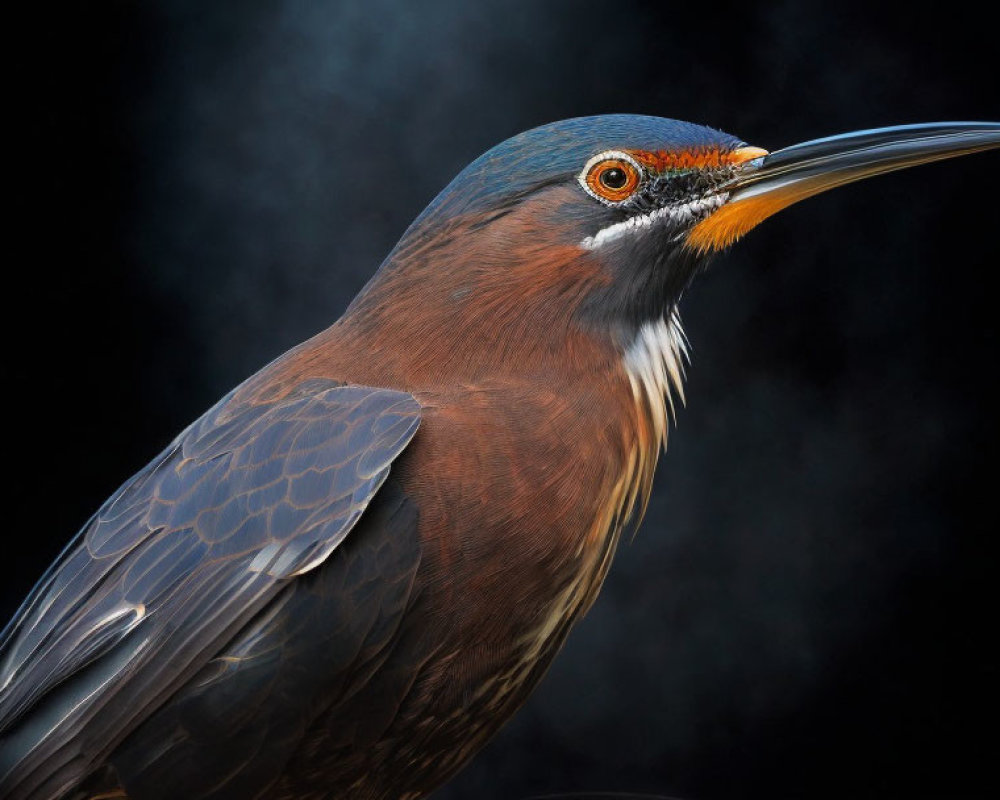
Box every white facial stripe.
[580,193,728,250]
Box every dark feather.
[0,381,420,799]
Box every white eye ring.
[577,150,645,206]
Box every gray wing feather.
[0,380,421,796]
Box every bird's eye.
[600,167,628,189]
[579,151,643,205]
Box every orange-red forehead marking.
[625,145,768,172]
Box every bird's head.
[343,115,998,389]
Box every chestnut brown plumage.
[1,116,998,799]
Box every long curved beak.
[686,122,1000,253]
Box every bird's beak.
[686,122,1000,253]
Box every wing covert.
[0,379,420,795]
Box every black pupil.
[600,166,628,190]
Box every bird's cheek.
[528,186,612,243]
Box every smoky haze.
[6,1,997,798]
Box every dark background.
[6,1,998,797]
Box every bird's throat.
[621,310,689,452]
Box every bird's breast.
[394,371,660,715]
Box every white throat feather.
[622,310,689,450]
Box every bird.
[1,115,997,800]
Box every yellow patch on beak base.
[728,146,770,165]
[685,163,907,254]
[685,180,815,253]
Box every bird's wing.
[110,477,428,799]
[0,379,421,793]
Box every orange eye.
[580,151,643,204]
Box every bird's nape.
[686,121,1000,252]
